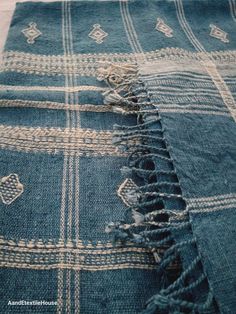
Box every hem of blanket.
[99,63,217,313]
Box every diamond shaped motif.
[209,24,229,43]
[155,18,173,38]
[117,178,138,207]
[88,24,108,44]
[0,174,24,205]
[22,22,42,44]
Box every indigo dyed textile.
[0,1,235,313]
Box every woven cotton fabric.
[0,1,235,313]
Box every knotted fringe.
[98,63,215,313]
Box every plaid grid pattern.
[0,1,235,313]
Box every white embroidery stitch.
[88,24,108,44]
[2,49,236,77]
[117,178,138,207]
[21,22,42,44]
[155,18,173,37]
[0,174,24,205]
[209,24,229,43]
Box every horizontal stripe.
[1,48,236,76]
[158,108,231,117]
[189,199,236,209]
[142,71,214,82]
[0,239,176,271]
[0,250,156,266]
[0,244,152,255]
[188,193,236,204]
[156,104,227,111]
[190,203,235,213]
[0,237,179,271]
[0,261,157,271]
[0,85,107,93]
[148,85,222,95]
[0,125,129,156]
[0,244,178,271]
[0,236,151,249]
[151,90,222,98]
[0,99,114,113]
[187,193,236,213]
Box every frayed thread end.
[99,62,215,314]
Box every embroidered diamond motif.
[0,174,24,205]
[155,18,173,38]
[22,22,42,44]
[209,24,229,43]
[117,178,138,207]
[88,24,108,44]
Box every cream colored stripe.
[159,108,230,117]
[66,270,71,314]
[66,1,79,311]
[0,236,146,249]
[189,197,236,208]
[74,156,80,314]
[2,49,236,64]
[0,262,157,271]
[190,203,236,213]
[0,85,107,92]
[0,143,123,156]
[0,125,126,156]
[201,59,236,121]
[0,250,156,266]
[0,250,159,269]
[0,244,156,255]
[124,1,144,55]
[120,0,137,54]
[229,0,236,22]
[57,155,68,314]
[175,0,236,122]
[2,49,236,76]
[157,104,227,111]
[0,99,113,112]
[67,157,74,239]
[120,0,142,54]
[57,2,69,313]
[188,193,236,204]
[175,0,205,52]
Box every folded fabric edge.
[97,62,217,314]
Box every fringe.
[98,63,216,314]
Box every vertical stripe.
[175,0,236,122]
[175,0,205,52]
[65,3,73,313]
[74,156,80,314]
[66,2,81,313]
[66,269,71,314]
[57,1,74,313]
[119,0,146,62]
[229,0,236,22]
[57,2,67,313]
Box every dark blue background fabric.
[0,0,235,313]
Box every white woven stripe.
[187,194,236,213]
[188,193,236,204]
[119,0,144,55]
[190,203,235,213]
[159,108,230,117]
[175,0,205,52]
[0,85,107,92]
[0,99,114,112]
[174,0,236,122]
[229,0,236,22]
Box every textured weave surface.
[0,1,235,313]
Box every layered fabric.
[0,0,235,313]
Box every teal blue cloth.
[0,1,235,313]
